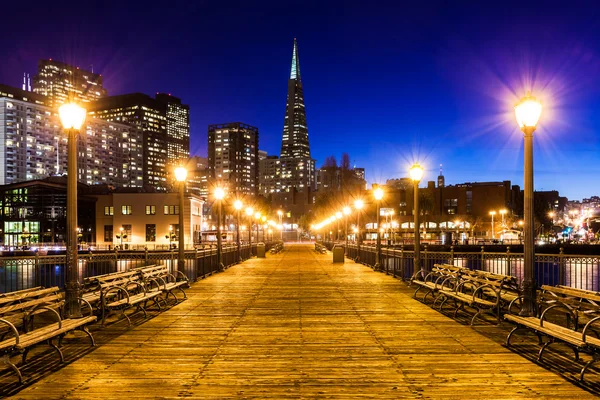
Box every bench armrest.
[540,303,576,328]
[473,284,500,305]
[507,295,525,315]
[25,305,62,329]
[146,277,166,291]
[78,298,95,318]
[582,316,600,342]
[0,318,20,345]
[175,271,189,282]
[102,287,130,305]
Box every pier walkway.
[3,244,598,399]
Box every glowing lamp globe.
[214,187,225,200]
[245,207,254,216]
[233,200,243,210]
[409,163,424,182]
[58,103,87,130]
[174,167,187,182]
[514,92,542,130]
[354,199,364,210]
[336,212,342,219]
[374,188,384,201]
[343,206,351,215]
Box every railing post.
[423,244,428,272]
[35,251,40,287]
[480,246,485,272]
[506,246,511,277]
[450,245,454,265]
[144,247,149,266]
[115,248,119,272]
[559,247,565,286]
[400,244,405,279]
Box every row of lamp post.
[59,91,541,320]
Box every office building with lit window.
[88,93,189,191]
[208,123,258,196]
[32,59,107,108]
[156,93,190,164]
[0,84,143,188]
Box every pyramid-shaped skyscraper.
[279,38,315,192]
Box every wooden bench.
[409,264,462,303]
[135,265,189,304]
[82,270,162,326]
[504,285,600,381]
[270,243,283,254]
[434,267,520,325]
[0,288,96,383]
[0,287,65,337]
[315,243,327,254]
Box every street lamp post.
[343,206,351,253]
[489,211,496,239]
[335,212,342,242]
[214,187,225,271]
[261,216,267,242]
[234,200,243,262]
[254,212,261,245]
[174,166,187,273]
[499,209,507,229]
[410,164,424,275]
[245,207,254,256]
[354,199,364,261]
[373,187,384,270]
[58,102,86,318]
[277,210,283,241]
[515,92,542,317]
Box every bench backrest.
[541,285,600,313]
[0,287,63,317]
[137,265,169,280]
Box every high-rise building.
[259,155,281,195]
[33,59,107,108]
[88,93,190,191]
[279,39,315,192]
[0,84,143,187]
[208,123,258,196]
[156,93,190,163]
[186,156,209,198]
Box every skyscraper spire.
[279,38,315,191]
[290,38,301,81]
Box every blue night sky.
[1,1,599,200]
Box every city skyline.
[1,2,599,200]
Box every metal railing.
[0,242,279,293]
[326,242,600,291]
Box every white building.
[94,192,204,249]
[0,84,143,187]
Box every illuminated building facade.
[32,59,107,108]
[208,123,258,196]
[89,93,189,191]
[0,84,143,188]
[259,155,281,195]
[278,38,315,192]
[156,93,190,164]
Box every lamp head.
[373,187,384,201]
[214,187,225,200]
[343,206,351,215]
[409,163,424,182]
[277,210,283,216]
[261,216,267,222]
[354,199,364,210]
[489,211,496,216]
[174,166,187,182]
[515,91,542,131]
[336,212,342,219]
[58,103,87,130]
[254,212,261,219]
[233,200,243,210]
[245,206,254,216]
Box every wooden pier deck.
[3,243,599,399]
